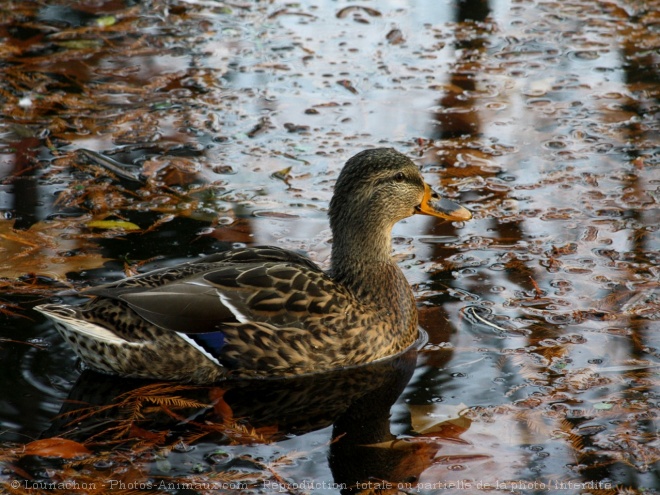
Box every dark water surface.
[1,0,658,493]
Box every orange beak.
[415,183,472,221]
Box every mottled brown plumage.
[35,148,471,383]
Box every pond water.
[0,0,658,493]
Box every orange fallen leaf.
[22,438,91,459]
[0,218,110,280]
[209,387,234,421]
[129,425,168,443]
[417,416,472,440]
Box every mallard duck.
[35,148,471,383]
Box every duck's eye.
[394,172,405,182]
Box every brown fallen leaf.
[386,28,405,45]
[336,6,382,18]
[337,79,358,94]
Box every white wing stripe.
[175,332,222,367]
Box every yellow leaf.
[87,220,141,231]
[271,166,293,181]
[96,15,116,27]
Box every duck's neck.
[329,220,399,297]
[329,219,419,337]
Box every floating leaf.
[156,458,172,473]
[96,15,116,27]
[337,79,358,94]
[386,28,405,45]
[129,425,167,443]
[252,210,298,219]
[55,39,103,49]
[23,438,90,459]
[336,6,382,18]
[271,166,292,181]
[417,416,472,439]
[0,219,110,280]
[78,149,142,182]
[283,123,310,133]
[87,219,141,231]
[209,387,234,420]
[410,403,471,437]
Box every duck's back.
[83,246,339,333]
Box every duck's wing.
[83,246,321,296]
[84,248,353,335]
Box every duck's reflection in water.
[41,340,455,492]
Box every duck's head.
[329,148,471,236]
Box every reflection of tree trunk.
[10,136,41,230]
[456,0,490,23]
[416,0,528,458]
[606,4,657,363]
[616,0,656,406]
[431,0,489,140]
